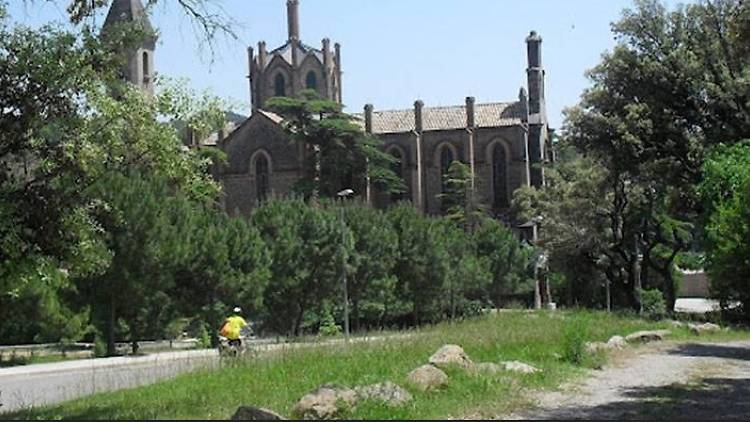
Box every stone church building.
[104,0,553,231]
[221,1,552,224]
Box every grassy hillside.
[6,311,749,420]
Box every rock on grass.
[293,384,357,420]
[500,361,540,374]
[230,406,286,420]
[407,364,448,391]
[429,344,474,370]
[625,330,670,344]
[354,381,412,406]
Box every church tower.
[526,30,547,188]
[102,0,157,94]
[248,0,342,112]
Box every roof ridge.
[369,101,517,114]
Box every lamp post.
[337,189,354,342]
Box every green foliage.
[164,317,191,341]
[542,0,750,313]
[266,91,404,200]
[196,323,211,349]
[474,219,534,307]
[639,288,667,319]
[700,141,750,317]
[251,198,350,336]
[438,161,486,232]
[335,202,399,330]
[318,311,342,337]
[560,313,605,368]
[0,7,232,345]
[93,334,107,358]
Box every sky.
[7,0,686,129]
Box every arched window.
[274,73,286,97]
[305,71,317,90]
[440,145,455,194]
[492,143,509,208]
[142,51,149,81]
[255,154,270,203]
[390,149,405,203]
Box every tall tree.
[251,198,349,336]
[700,140,750,316]
[561,0,749,311]
[266,91,404,201]
[438,161,486,233]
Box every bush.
[640,288,666,319]
[559,312,605,368]
[318,311,342,337]
[93,334,107,358]
[196,323,211,349]
[561,315,589,366]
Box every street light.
[337,188,355,342]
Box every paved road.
[0,349,219,414]
[0,334,409,414]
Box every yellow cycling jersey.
[222,315,248,340]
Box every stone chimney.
[322,38,331,68]
[414,100,424,133]
[364,104,374,134]
[247,46,255,111]
[334,42,342,101]
[466,96,476,128]
[526,30,546,122]
[287,0,300,41]
[258,41,267,69]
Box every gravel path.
[507,340,750,420]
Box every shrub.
[561,316,589,366]
[318,311,342,337]
[639,288,666,319]
[93,334,107,357]
[197,323,211,349]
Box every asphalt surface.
[0,334,407,414]
[0,349,219,414]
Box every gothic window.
[274,73,286,97]
[142,51,149,82]
[305,71,317,90]
[389,148,405,203]
[440,145,455,194]
[255,154,270,203]
[492,143,509,208]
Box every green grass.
[5,310,750,420]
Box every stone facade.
[217,2,552,230]
[248,0,342,111]
[103,0,552,232]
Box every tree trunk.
[352,298,360,332]
[107,291,116,356]
[293,304,305,337]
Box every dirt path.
[507,340,750,420]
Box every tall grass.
[5,310,748,420]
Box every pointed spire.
[287,0,300,41]
[103,0,154,34]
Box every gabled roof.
[103,0,154,33]
[219,109,285,147]
[262,40,324,70]
[354,102,525,134]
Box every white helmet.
[233,306,242,314]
